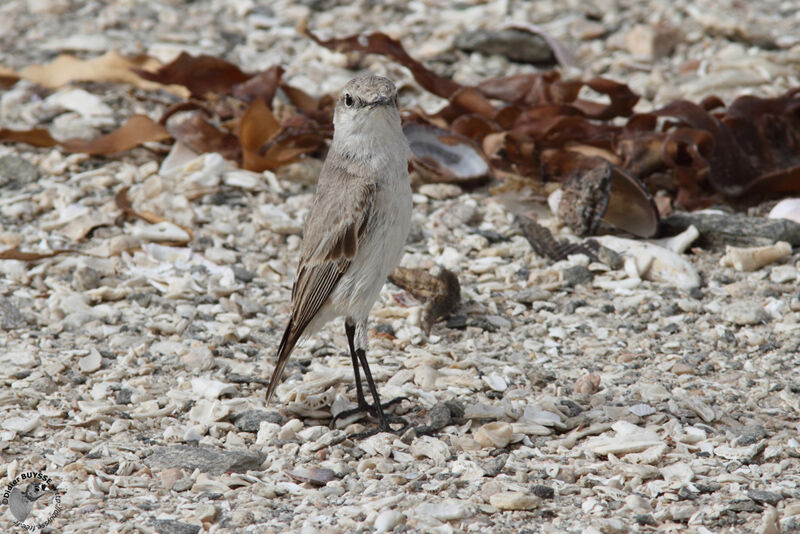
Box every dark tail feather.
[265,320,300,404]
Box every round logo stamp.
[2,471,62,531]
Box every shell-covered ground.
[1,1,799,533]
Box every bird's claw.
[331,396,408,425]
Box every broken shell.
[287,466,336,486]
[188,399,230,425]
[131,221,191,243]
[768,198,800,224]
[374,509,404,533]
[403,121,491,187]
[651,225,700,254]
[720,241,791,272]
[557,161,659,238]
[191,377,236,399]
[595,235,700,289]
[584,421,665,456]
[490,491,541,511]
[474,421,513,449]
[629,404,656,417]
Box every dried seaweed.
[389,266,461,334]
[517,216,599,262]
[2,35,800,221]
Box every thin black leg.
[345,321,368,407]
[348,348,409,438]
[332,321,409,437]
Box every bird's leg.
[344,320,368,409]
[350,346,409,438]
[331,320,408,435]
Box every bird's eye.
[344,93,354,107]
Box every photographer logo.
[3,471,62,531]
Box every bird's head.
[333,75,401,136]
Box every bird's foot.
[331,396,407,426]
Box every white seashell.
[414,500,473,521]
[490,492,541,511]
[410,436,450,465]
[133,221,191,243]
[660,462,694,484]
[78,348,102,373]
[359,433,399,458]
[474,422,513,449]
[183,426,204,442]
[258,204,303,234]
[596,235,700,289]
[768,198,800,224]
[188,399,230,426]
[624,442,667,464]
[2,416,41,433]
[720,242,791,272]
[714,442,765,461]
[547,188,563,217]
[677,426,707,444]
[278,419,304,441]
[413,365,438,390]
[374,509,404,533]
[463,402,506,420]
[510,423,552,436]
[256,422,281,445]
[191,377,236,399]
[521,406,563,427]
[87,475,111,496]
[651,225,700,254]
[46,88,113,118]
[418,183,462,200]
[160,141,200,176]
[682,397,715,423]
[223,170,263,190]
[483,373,508,392]
[584,421,664,456]
[192,473,230,493]
[770,265,797,283]
[629,404,656,417]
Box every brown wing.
[265,176,375,403]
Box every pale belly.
[306,178,412,333]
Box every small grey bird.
[8,482,53,522]
[265,75,412,436]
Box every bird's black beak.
[369,96,391,108]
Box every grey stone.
[0,155,40,187]
[454,29,555,64]
[747,489,782,506]
[531,485,555,499]
[115,388,133,405]
[0,297,25,329]
[145,445,264,476]
[563,265,594,286]
[172,477,194,492]
[233,410,284,433]
[662,212,800,248]
[597,245,624,270]
[513,287,551,304]
[735,424,767,446]
[151,519,200,534]
[723,303,769,325]
[232,265,254,283]
[727,500,763,513]
[424,402,452,431]
[72,265,102,291]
